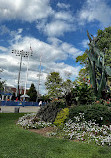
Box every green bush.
[54,108,69,126]
[84,104,111,126]
[69,104,111,126]
[71,83,96,105]
[69,105,87,122]
[36,100,66,123]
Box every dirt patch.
[29,127,57,137]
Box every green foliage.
[45,72,63,99]
[54,108,69,126]
[69,105,87,121]
[36,100,66,123]
[76,27,111,76]
[69,104,111,126]
[0,81,5,92]
[62,79,73,95]
[72,82,96,105]
[27,83,37,102]
[84,104,111,126]
[76,53,88,65]
[76,27,111,99]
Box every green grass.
[0,113,111,158]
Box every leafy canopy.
[45,72,63,98]
[27,83,37,102]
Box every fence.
[0,101,39,106]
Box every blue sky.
[0,0,111,94]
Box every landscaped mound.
[17,102,111,146]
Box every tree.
[62,79,73,95]
[76,27,111,98]
[0,81,5,92]
[76,27,111,74]
[45,72,63,99]
[27,83,37,102]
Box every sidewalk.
[0,106,40,113]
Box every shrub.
[36,100,66,123]
[71,82,96,105]
[54,108,69,126]
[69,104,111,126]
[69,105,87,122]
[84,104,111,126]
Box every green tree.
[45,72,63,99]
[27,83,37,102]
[76,27,111,96]
[62,79,73,95]
[76,27,111,74]
[0,81,5,92]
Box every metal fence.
[0,101,39,106]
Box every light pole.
[24,46,33,97]
[12,49,32,98]
[36,55,42,102]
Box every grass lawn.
[0,113,111,158]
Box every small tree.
[27,83,37,102]
[45,72,63,99]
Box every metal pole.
[24,55,29,96]
[24,45,33,98]
[17,54,22,98]
[12,48,33,99]
[36,55,42,102]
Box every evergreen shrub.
[36,100,66,123]
[54,108,69,126]
[69,105,87,122]
[84,104,111,126]
[69,104,111,126]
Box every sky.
[0,0,111,95]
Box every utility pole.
[12,49,32,99]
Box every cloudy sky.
[0,0,111,94]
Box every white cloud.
[0,25,10,35]
[0,0,53,22]
[78,0,111,26]
[81,39,89,48]
[0,32,82,94]
[43,20,75,37]
[57,2,70,9]
[54,11,74,22]
[0,46,8,52]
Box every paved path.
[0,106,40,113]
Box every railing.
[0,101,39,106]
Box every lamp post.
[24,46,33,97]
[12,49,32,99]
[36,55,42,102]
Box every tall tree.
[45,72,63,99]
[0,81,5,92]
[62,79,73,95]
[76,27,111,96]
[76,27,111,74]
[27,83,37,102]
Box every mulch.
[29,127,57,137]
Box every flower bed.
[52,113,111,146]
[17,113,53,129]
[17,113,111,146]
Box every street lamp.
[12,49,32,98]
[24,46,33,97]
[36,55,42,102]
